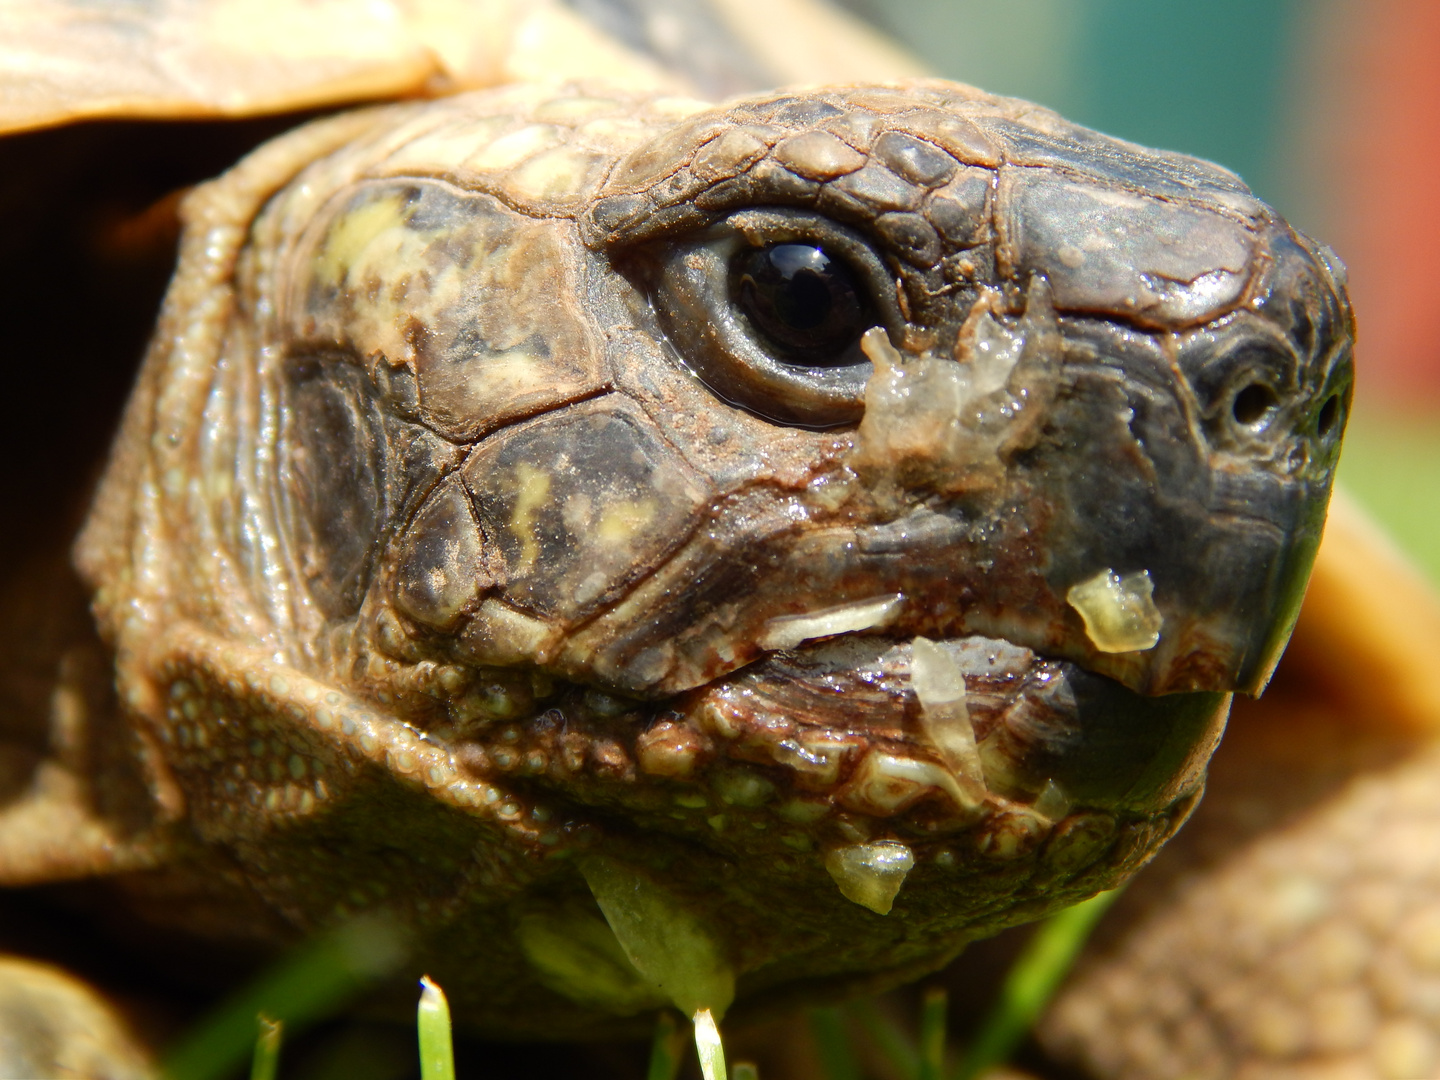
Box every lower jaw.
[665,632,1230,826]
[462,630,1230,913]
[483,630,1228,1015]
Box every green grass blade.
[847,999,917,1079]
[416,976,455,1080]
[917,987,947,1080]
[249,1016,282,1080]
[161,914,407,1080]
[807,1007,861,1080]
[731,1063,759,1080]
[953,889,1122,1080]
[648,1011,686,1080]
[693,1007,727,1080]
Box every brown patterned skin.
[1045,715,1440,1080]
[0,75,1351,1045]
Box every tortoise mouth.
[666,631,1230,823]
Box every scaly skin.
[0,75,1349,1046]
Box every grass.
[693,1008,728,1080]
[951,890,1122,1080]
[808,1009,863,1080]
[162,888,1122,1080]
[160,916,405,1080]
[917,988,947,1080]
[416,978,454,1080]
[647,1011,687,1080]
[249,1018,282,1080]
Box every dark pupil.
[730,243,870,367]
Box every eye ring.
[645,208,904,427]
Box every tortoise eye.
[642,208,901,427]
[730,243,872,366]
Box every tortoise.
[3,1,1429,1077]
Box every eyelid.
[643,210,903,427]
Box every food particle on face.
[1067,568,1164,653]
[823,840,917,915]
[758,594,903,650]
[910,636,986,798]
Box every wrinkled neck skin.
[74,80,1352,1031]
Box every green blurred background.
[840,0,1440,582]
[839,0,1298,207]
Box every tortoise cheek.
[282,178,605,443]
[390,478,488,633]
[459,397,710,627]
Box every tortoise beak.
[1028,392,1343,698]
[1026,234,1354,698]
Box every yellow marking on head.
[509,463,553,572]
[313,189,412,289]
[465,124,563,172]
[533,96,623,123]
[506,146,609,201]
[575,117,655,152]
[650,96,711,118]
[382,117,511,175]
[464,349,552,398]
[471,598,559,665]
[595,498,658,548]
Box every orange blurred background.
[1303,0,1440,402]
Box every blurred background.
[838,0,1440,580]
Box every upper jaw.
[538,440,1332,701]
[518,277,1347,704]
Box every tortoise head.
[76,80,1352,1028]
[564,97,1353,703]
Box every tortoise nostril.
[1232,383,1278,426]
[1317,393,1341,437]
